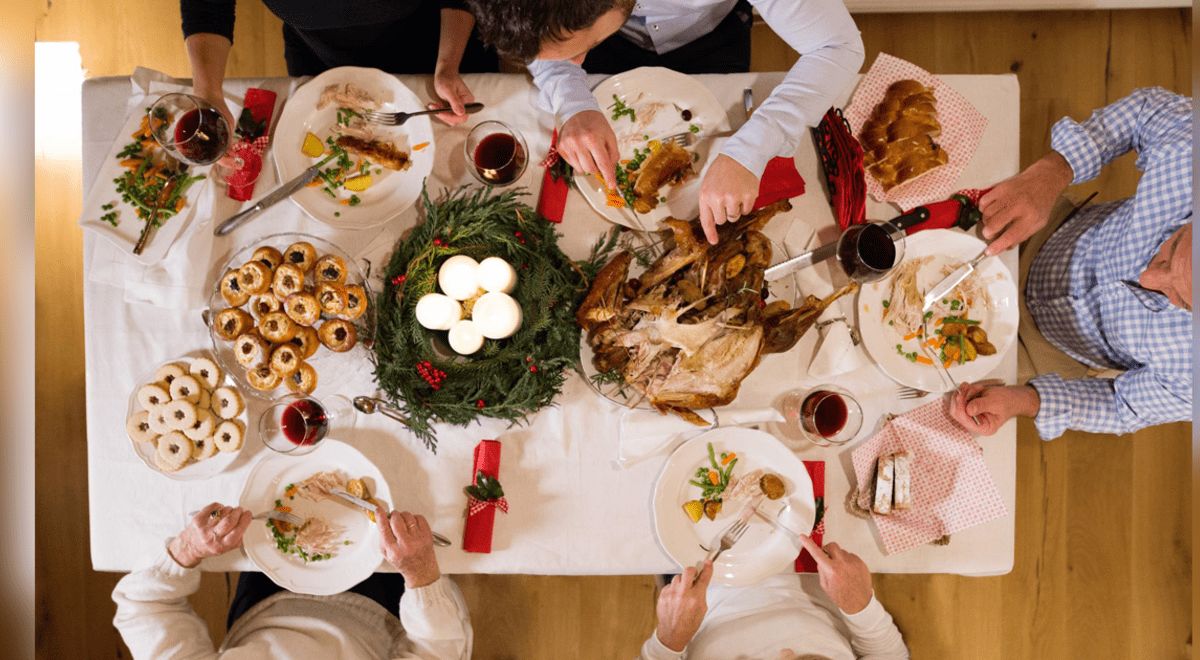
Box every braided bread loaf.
[859,79,948,192]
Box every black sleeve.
[439,0,469,13]
[180,0,237,43]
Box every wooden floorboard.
[35,4,1191,659]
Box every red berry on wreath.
[514,231,522,237]
[530,365,538,373]
[477,399,485,408]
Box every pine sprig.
[372,185,615,452]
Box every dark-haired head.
[466,0,636,63]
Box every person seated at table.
[111,502,471,659]
[949,87,1192,440]
[642,536,909,659]
[464,0,864,244]
[181,0,497,127]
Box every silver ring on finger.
[209,510,222,520]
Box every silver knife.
[214,153,336,236]
[764,207,931,281]
[331,490,452,547]
[922,250,990,311]
[743,88,754,120]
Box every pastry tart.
[319,319,358,352]
[284,361,318,395]
[269,343,303,378]
[284,291,321,326]
[272,263,306,301]
[234,332,270,369]
[342,284,368,321]
[220,269,250,307]
[259,311,298,344]
[313,254,348,285]
[250,294,282,319]
[283,241,318,273]
[247,364,282,391]
[251,246,284,271]
[238,261,273,295]
[214,308,254,341]
[289,325,320,359]
[316,282,349,316]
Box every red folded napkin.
[462,439,506,553]
[753,156,806,210]
[900,187,992,235]
[795,460,826,573]
[813,107,865,230]
[536,128,570,223]
[227,88,277,202]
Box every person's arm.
[526,59,620,189]
[180,0,236,126]
[1027,367,1192,440]
[841,596,911,660]
[429,7,478,126]
[634,562,714,660]
[111,504,251,660]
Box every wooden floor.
[33,5,1191,660]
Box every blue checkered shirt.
[1026,88,1193,439]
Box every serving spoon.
[353,396,410,426]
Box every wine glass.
[465,120,529,187]
[836,220,906,283]
[148,92,248,184]
[781,385,863,447]
[258,393,355,456]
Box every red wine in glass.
[473,132,526,185]
[837,223,898,282]
[280,398,329,446]
[173,107,231,165]
[801,391,849,438]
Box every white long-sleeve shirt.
[636,575,909,660]
[111,548,473,660]
[526,0,865,179]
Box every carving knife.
[214,152,337,236]
[764,206,931,281]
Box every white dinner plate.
[273,66,435,230]
[78,101,209,264]
[126,353,249,480]
[653,427,815,587]
[857,230,1018,393]
[575,67,731,230]
[240,440,393,596]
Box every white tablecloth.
[83,71,1019,575]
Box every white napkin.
[616,407,785,468]
[808,315,866,378]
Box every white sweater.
[112,549,472,660]
[637,575,909,660]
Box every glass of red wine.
[148,92,249,183]
[465,120,529,187]
[782,385,863,447]
[258,393,355,456]
[835,220,906,283]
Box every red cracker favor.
[462,439,507,553]
[227,87,278,202]
[536,128,569,223]
[795,460,825,573]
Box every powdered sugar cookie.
[196,387,211,412]
[156,431,193,471]
[214,420,245,452]
[189,357,222,390]
[137,383,171,409]
[191,435,219,461]
[213,386,244,420]
[126,411,157,443]
[184,408,215,441]
[146,405,173,435]
[163,399,198,431]
[154,363,187,387]
[169,375,203,404]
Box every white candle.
[472,292,523,339]
[476,257,518,294]
[448,320,484,355]
[437,255,480,301]
[414,293,462,331]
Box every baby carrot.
[915,355,933,365]
[708,471,720,485]
[721,452,737,466]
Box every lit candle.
[472,292,523,339]
[414,293,462,331]
[437,255,480,301]
[476,257,518,294]
[448,320,484,355]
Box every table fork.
[897,386,928,400]
[918,339,980,425]
[364,102,484,126]
[187,508,305,526]
[694,519,748,584]
[663,129,736,148]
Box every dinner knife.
[921,250,989,311]
[330,490,452,547]
[764,207,930,281]
[214,152,337,236]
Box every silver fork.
[663,129,736,148]
[694,519,749,584]
[364,102,484,126]
[917,338,980,425]
[897,386,927,400]
[187,508,305,526]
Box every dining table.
[82,67,1020,577]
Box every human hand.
[796,536,873,615]
[377,507,441,588]
[168,503,252,568]
[655,561,713,652]
[558,110,620,191]
[699,155,759,245]
[978,151,1075,256]
[949,382,1040,436]
[190,82,236,133]
[430,68,475,126]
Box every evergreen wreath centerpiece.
[372,185,616,451]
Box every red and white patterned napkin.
[851,398,1007,555]
[843,53,988,209]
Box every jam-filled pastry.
[269,343,303,378]
[284,291,321,326]
[319,319,358,352]
[342,284,368,321]
[191,435,219,461]
[234,332,270,369]
[213,386,244,420]
[137,383,171,410]
[155,431,194,471]
[313,254,348,285]
[315,282,349,316]
[251,246,284,271]
[285,361,318,395]
[250,294,282,319]
[283,241,318,273]
[184,408,215,441]
[163,399,199,431]
[259,311,298,344]
[214,308,254,342]
[214,419,245,452]
[272,263,306,301]
[220,269,251,307]
[189,357,223,390]
[169,375,203,404]
[246,364,282,391]
[126,411,157,443]
[238,261,273,296]
[154,363,187,388]
[289,325,320,359]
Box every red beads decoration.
[417,361,447,389]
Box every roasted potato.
[966,326,989,344]
[941,322,966,336]
[703,499,723,521]
[975,340,997,356]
